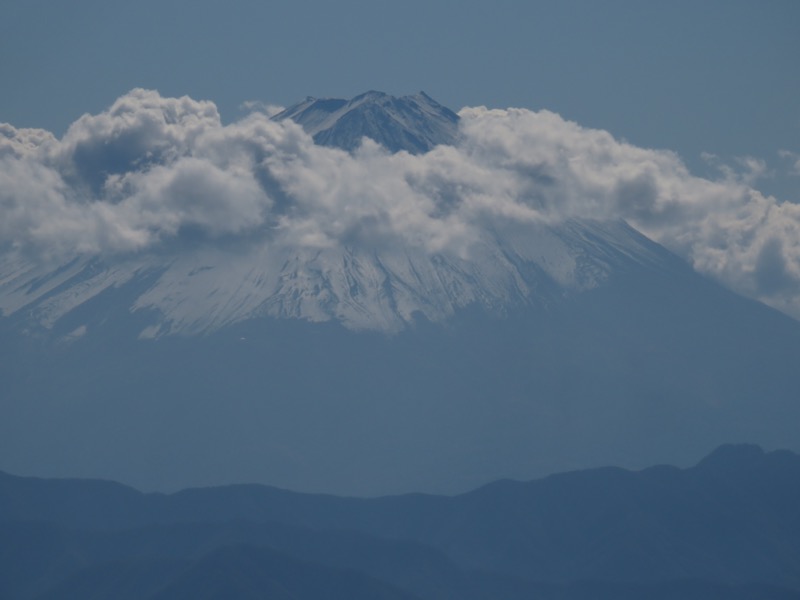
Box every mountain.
[0,217,676,337]
[271,90,460,153]
[2,91,800,497]
[2,446,800,599]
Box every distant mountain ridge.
[2,445,799,599]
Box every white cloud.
[239,100,285,117]
[701,152,770,186]
[2,89,800,318]
[779,149,800,176]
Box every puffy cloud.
[1,89,799,318]
[0,123,58,159]
[455,107,800,315]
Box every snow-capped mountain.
[272,90,460,153]
[3,91,800,498]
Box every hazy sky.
[2,0,798,196]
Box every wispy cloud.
[238,100,285,117]
[779,150,800,176]
[2,89,799,317]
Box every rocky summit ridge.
[272,90,460,154]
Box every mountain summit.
[272,90,460,153]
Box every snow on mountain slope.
[0,218,671,338]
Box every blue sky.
[2,0,798,197]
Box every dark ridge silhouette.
[2,445,800,598]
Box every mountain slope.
[3,243,800,496]
[0,218,676,337]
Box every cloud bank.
[2,89,799,317]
